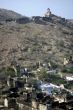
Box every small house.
[40,83,53,95]
[66,76,73,81]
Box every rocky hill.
[0,8,73,69]
[0,8,22,21]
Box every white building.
[40,83,53,95]
[66,76,73,81]
[4,98,8,107]
[44,8,51,17]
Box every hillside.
[0,9,73,69]
[0,8,22,21]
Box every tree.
[5,66,16,77]
[37,68,48,80]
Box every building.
[44,8,51,17]
[40,83,53,95]
[66,76,73,81]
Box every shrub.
[37,68,48,80]
[62,66,73,74]
[5,66,16,77]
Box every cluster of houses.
[0,56,73,110]
[0,64,73,110]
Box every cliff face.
[0,9,73,68]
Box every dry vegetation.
[0,9,73,69]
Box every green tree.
[37,68,48,80]
[5,66,16,77]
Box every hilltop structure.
[44,8,51,17]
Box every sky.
[0,0,73,19]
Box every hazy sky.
[0,0,73,19]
